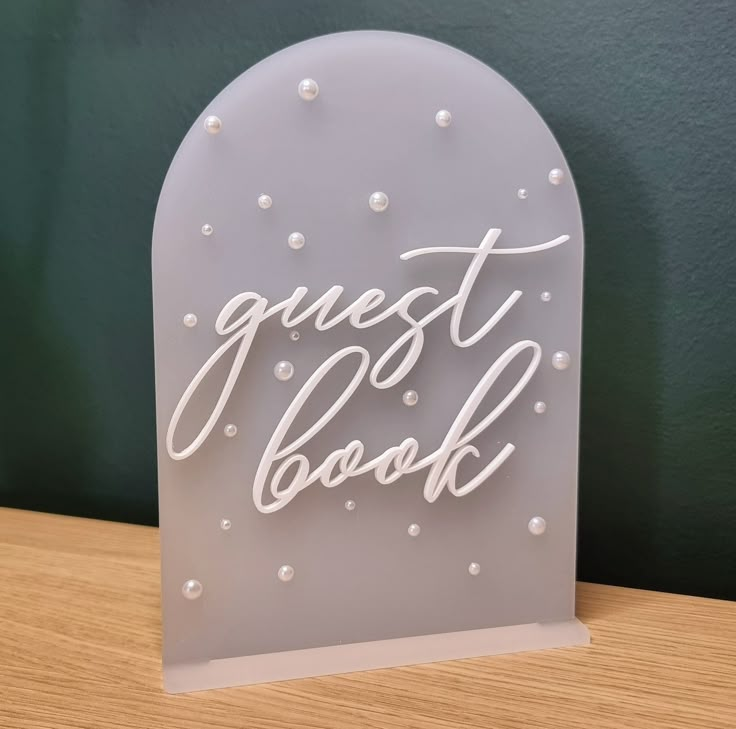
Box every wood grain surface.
[1,507,734,728]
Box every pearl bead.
[288,232,305,250]
[548,168,564,185]
[220,518,232,531]
[517,188,528,200]
[274,360,294,381]
[344,499,356,512]
[224,423,237,438]
[533,401,547,414]
[369,191,389,213]
[181,579,203,600]
[257,194,272,209]
[204,115,222,134]
[408,523,421,537]
[528,516,547,535]
[297,78,319,101]
[182,313,197,328]
[278,565,295,582]
[402,390,419,407]
[289,330,300,341]
[201,224,213,236]
[468,562,481,576]
[540,291,552,302]
[552,351,571,370]
[435,109,452,127]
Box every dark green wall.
[2,1,735,600]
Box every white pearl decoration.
[540,291,552,302]
[368,191,389,213]
[201,223,213,236]
[402,390,419,407]
[203,115,222,134]
[181,579,203,600]
[528,516,547,536]
[435,109,452,127]
[288,232,305,250]
[548,168,564,185]
[408,523,421,537]
[552,351,571,370]
[220,518,232,531]
[517,188,529,200]
[182,313,198,328]
[297,78,319,101]
[278,565,295,582]
[289,330,300,342]
[223,423,237,438]
[533,401,547,414]
[274,360,295,382]
[468,562,481,577]
[344,499,356,512]
[257,194,272,210]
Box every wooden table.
[1,507,734,728]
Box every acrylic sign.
[153,31,588,693]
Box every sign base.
[164,618,589,693]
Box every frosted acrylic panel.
[153,31,584,680]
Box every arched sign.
[153,30,588,693]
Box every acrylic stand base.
[164,618,590,693]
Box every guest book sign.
[152,31,588,694]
